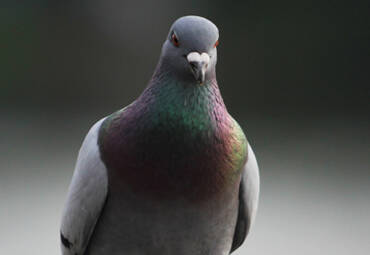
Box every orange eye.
[214,40,219,48]
[171,33,180,47]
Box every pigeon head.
[158,16,219,85]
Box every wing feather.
[60,118,108,255]
[230,144,260,253]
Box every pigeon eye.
[214,40,219,48]
[171,33,180,47]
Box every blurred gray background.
[1,1,369,254]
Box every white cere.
[187,52,210,65]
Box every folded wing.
[230,144,260,253]
[60,118,108,255]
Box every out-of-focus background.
[1,1,369,254]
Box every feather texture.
[60,118,108,255]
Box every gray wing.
[230,144,260,253]
[60,118,108,255]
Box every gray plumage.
[60,16,259,255]
[60,118,108,255]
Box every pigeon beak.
[187,52,210,85]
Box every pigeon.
[60,15,259,255]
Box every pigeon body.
[61,16,259,255]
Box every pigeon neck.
[144,70,226,116]
[131,66,231,136]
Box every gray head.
[158,16,219,85]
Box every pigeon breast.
[98,78,247,203]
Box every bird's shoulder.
[227,115,248,170]
[99,107,127,133]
